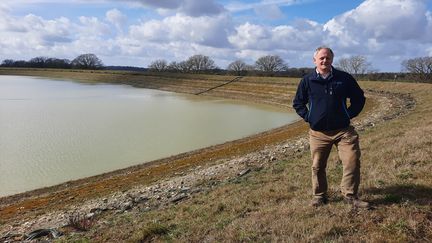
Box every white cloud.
[0,10,75,59]
[0,9,116,61]
[78,16,111,37]
[254,4,284,20]
[235,49,272,62]
[323,0,432,71]
[228,22,271,50]
[106,9,127,33]
[228,19,323,51]
[325,0,430,42]
[128,13,233,48]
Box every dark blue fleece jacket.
[292,67,365,131]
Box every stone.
[237,168,251,177]
[180,187,191,193]
[170,193,188,203]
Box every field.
[0,68,431,242]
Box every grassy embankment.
[1,68,431,242]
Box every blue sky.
[1,0,431,71]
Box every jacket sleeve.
[292,78,310,122]
[347,76,366,119]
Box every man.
[292,46,370,208]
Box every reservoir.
[0,75,298,197]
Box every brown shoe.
[344,196,370,209]
[310,197,328,207]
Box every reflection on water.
[0,75,298,197]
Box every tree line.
[148,54,431,82]
[1,53,431,82]
[147,54,290,76]
[1,54,104,70]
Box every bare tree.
[45,58,71,69]
[179,60,194,73]
[227,59,247,76]
[401,56,432,82]
[185,54,217,73]
[255,55,288,74]
[336,55,372,76]
[168,61,181,72]
[148,59,168,72]
[29,56,48,68]
[168,61,193,73]
[71,53,104,69]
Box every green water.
[0,75,298,197]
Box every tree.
[255,55,288,74]
[336,55,372,77]
[12,60,28,67]
[168,61,181,72]
[401,56,432,82]
[185,54,217,73]
[28,56,48,68]
[71,53,104,69]
[45,58,71,69]
[227,60,247,76]
[1,57,71,68]
[1,59,15,67]
[148,59,168,72]
[168,61,193,73]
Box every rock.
[190,188,202,194]
[141,206,151,212]
[180,187,191,193]
[238,168,251,177]
[134,195,149,203]
[121,201,133,211]
[90,208,101,213]
[171,193,188,203]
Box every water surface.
[0,75,298,197]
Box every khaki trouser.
[309,126,361,199]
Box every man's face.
[313,49,333,73]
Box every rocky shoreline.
[0,90,415,242]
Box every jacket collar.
[311,66,334,83]
[315,67,333,79]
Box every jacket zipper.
[326,82,330,129]
[307,100,313,121]
[342,101,350,119]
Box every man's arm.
[293,79,310,121]
[347,76,366,119]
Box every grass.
[0,69,431,242]
[68,80,430,242]
[132,222,172,242]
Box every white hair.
[314,46,334,58]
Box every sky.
[0,0,431,72]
